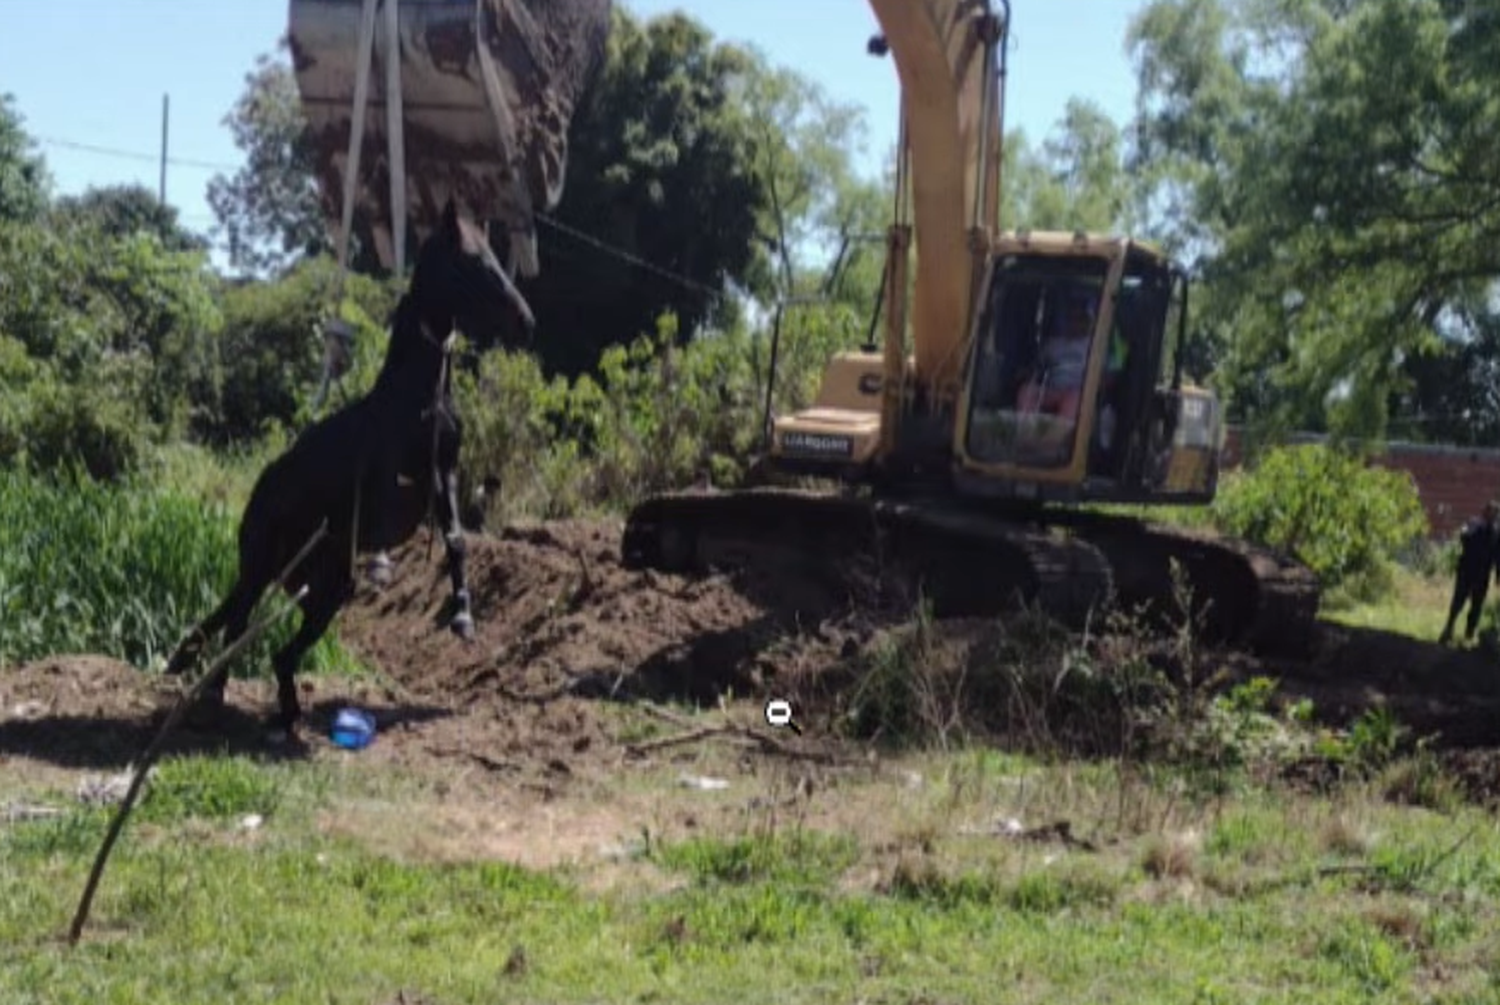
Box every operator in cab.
[1017,286,1098,421]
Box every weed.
[654,830,858,888]
[835,596,959,749]
[1319,814,1373,857]
[1318,918,1413,995]
[136,756,284,825]
[1140,830,1201,880]
[1378,753,1464,812]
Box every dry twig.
[67,523,328,946]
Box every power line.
[37,136,237,173]
[35,129,730,298]
[536,213,722,300]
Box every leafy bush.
[201,256,396,445]
[11,373,148,480]
[1210,444,1428,595]
[0,219,223,476]
[455,305,845,522]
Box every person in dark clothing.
[1440,500,1500,644]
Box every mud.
[3,518,1500,802]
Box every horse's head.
[410,198,537,343]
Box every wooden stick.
[625,725,728,756]
[627,704,852,766]
[67,523,328,946]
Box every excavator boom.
[866,0,1004,401]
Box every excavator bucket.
[288,0,610,275]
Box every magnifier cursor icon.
[764,698,802,735]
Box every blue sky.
[0,0,1148,242]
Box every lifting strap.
[314,0,408,414]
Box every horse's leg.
[364,450,398,589]
[176,582,258,728]
[435,410,475,640]
[268,564,351,738]
[162,593,234,679]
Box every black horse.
[164,198,533,737]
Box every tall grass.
[0,466,358,676]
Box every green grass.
[4,751,1500,1004]
[0,466,361,678]
[1321,565,1456,642]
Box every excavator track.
[1050,511,1321,656]
[622,489,1321,656]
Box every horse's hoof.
[181,694,226,731]
[366,554,395,589]
[451,612,475,640]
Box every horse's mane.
[372,295,426,390]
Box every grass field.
[1324,567,1457,644]
[4,716,1499,1005]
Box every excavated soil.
[0,519,883,791]
[3,518,1500,801]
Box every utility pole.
[158,94,169,204]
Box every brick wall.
[1222,427,1500,539]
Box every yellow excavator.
[622,0,1320,651]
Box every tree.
[1126,0,1500,440]
[512,10,774,375]
[998,106,1138,236]
[0,217,223,475]
[206,40,380,278]
[0,93,50,224]
[52,184,208,254]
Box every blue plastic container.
[330,707,377,750]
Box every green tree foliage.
[206,41,381,278]
[0,219,222,476]
[1004,101,1140,234]
[201,259,397,445]
[51,184,208,254]
[1128,0,1500,439]
[517,9,770,374]
[0,94,50,224]
[1211,443,1428,595]
[740,55,879,298]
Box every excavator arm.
[866,0,1006,407]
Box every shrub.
[13,373,149,481]
[1210,444,1428,594]
[200,257,395,446]
[455,310,784,521]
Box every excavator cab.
[956,234,1221,506]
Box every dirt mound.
[1,655,155,718]
[0,519,883,783]
[1242,623,1500,748]
[338,518,877,709]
